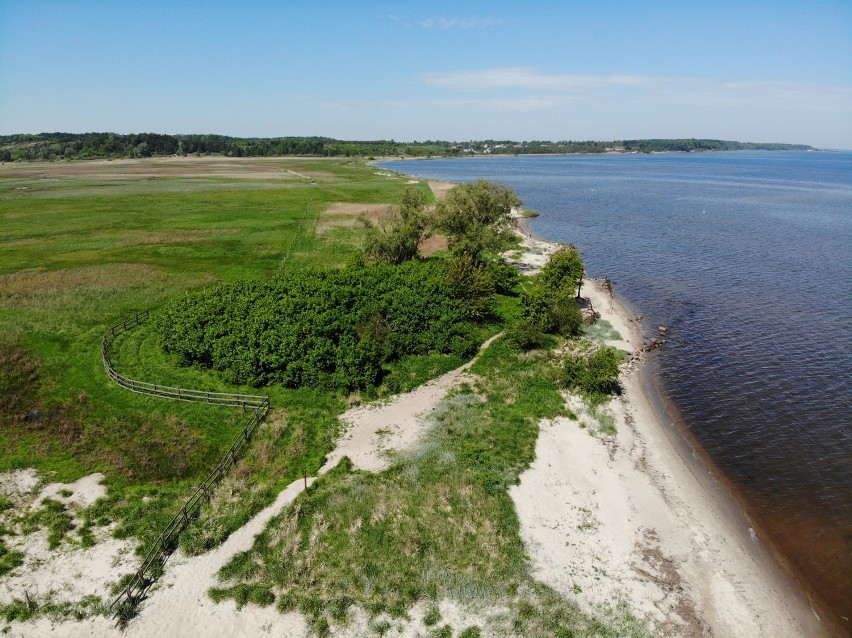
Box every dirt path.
[322,333,501,474]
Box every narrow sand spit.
[504,208,561,275]
[510,276,826,637]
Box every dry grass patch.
[419,235,449,257]
[0,156,339,180]
[0,264,166,295]
[428,180,456,202]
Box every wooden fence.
[102,310,271,617]
[101,309,268,410]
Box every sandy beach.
[510,277,827,637]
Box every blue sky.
[1,0,851,147]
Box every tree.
[445,253,495,319]
[362,186,430,265]
[538,247,584,298]
[435,179,521,263]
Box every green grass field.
[0,157,428,556]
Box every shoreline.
[407,170,834,634]
[509,215,830,635]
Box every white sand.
[34,473,107,509]
[510,277,827,638]
[504,208,561,275]
[14,479,315,638]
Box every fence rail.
[102,309,271,617]
[101,309,267,409]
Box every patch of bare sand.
[321,202,390,217]
[34,473,106,509]
[510,277,827,638]
[428,180,455,201]
[502,208,562,275]
[15,479,314,638]
[322,333,501,474]
[315,202,391,235]
[0,471,137,629]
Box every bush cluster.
[154,261,480,391]
[508,248,585,350]
[559,346,622,402]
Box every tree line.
[0,132,813,162]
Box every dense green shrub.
[488,259,521,295]
[154,260,482,391]
[445,254,496,320]
[518,248,584,337]
[559,346,622,401]
[538,247,584,298]
[505,319,549,351]
[549,290,583,337]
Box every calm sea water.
[380,152,852,628]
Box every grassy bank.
[212,337,649,636]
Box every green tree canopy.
[362,186,430,265]
[538,247,584,298]
[435,179,521,262]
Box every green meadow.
[0,157,428,555]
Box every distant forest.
[0,132,815,162]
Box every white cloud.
[419,16,503,29]
[388,15,505,30]
[418,68,852,113]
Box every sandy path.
[428,180,455,201]
[322,333,501,474]
[510,277,826,637]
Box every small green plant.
[460,627,482,638]
[432,625,453,638]
[373,619,392,636]
[583,318,622,343]
[423,604,441,626]
[208,584,275,609]
[559,345,621,404]
[0,542,25,577]
[19,499,75,550]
